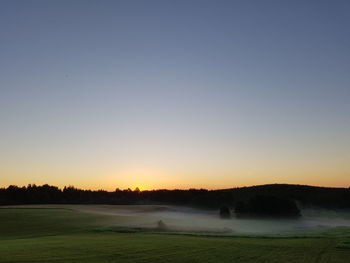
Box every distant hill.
[1,183,349,210]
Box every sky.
[0,0,349,190]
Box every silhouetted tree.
[0,184,349,211]
[219,205,231,219]
[234,201,247,215]
[235,195,300,218]
[157,220,168,230]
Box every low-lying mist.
[73,205,350,235]
[11,204,349,235]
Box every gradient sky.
[1,0,349,190]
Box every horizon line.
[1,182,349,192]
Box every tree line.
[0,183,349,210]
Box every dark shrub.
[157,220,168,230]
[219,205,231,219]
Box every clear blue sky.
[1,0,349,189]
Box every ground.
[0,207,349,263]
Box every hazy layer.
[6,205,350,235]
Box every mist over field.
[17,204,350,235]
[109,206,350,234]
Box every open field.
[0,206,350,263]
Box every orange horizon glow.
[1,1,350,201]
[1,178,349,192]
[1,161,349,191]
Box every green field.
[0,208,349,263]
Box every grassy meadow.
[0,207,350,263]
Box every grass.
[0,208,349,262]
[0,208,116,239]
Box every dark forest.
[1,184,349,211]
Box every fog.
[8,204,350,235]
[154,208,349,234]
[73,205,350,235]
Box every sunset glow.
[1,1,349,190]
